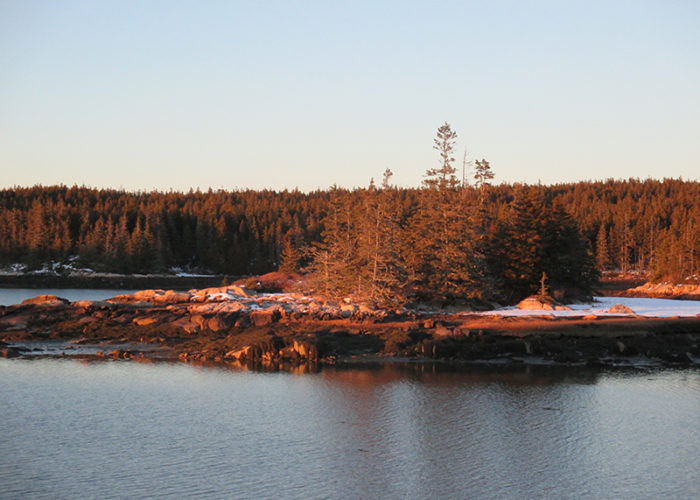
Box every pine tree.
[408,122,481,303]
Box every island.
[2,273,699,369]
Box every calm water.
[0,288,138,305]
[1,359,698,500]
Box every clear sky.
[1,0,698,192]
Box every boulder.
[133,317,158,326]
[127,301,153,309]
[233,315,250,328]
[188,302,241,315]
[517,296,555,311]
[607,304,635,314]
[225,345,261,361]
[160,290,191,303]
[72,300,112,310]
[227,286,256,298]
[171,317,199,334]
[250,310,280,326]
[190,286,255,302]
[452,325,471,337]
[21,295,69,306]
[433,325,451,337]
[225,346,247,360]
[128,289,191,305]
[107,294,138,304]
[207,316,232,332]
[291,340,318,361]
[131,290,164,302]
[190,314,208,329]
[108,295,153,307]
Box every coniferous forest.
[1,124,698,306]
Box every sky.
[1,0,699,192]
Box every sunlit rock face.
[516,296,571,311]
[608,304,635,314]
[626,283,700,300]
[20,295,69,306]
[1,286,700,367]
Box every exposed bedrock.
[1,289,699,366]
[624,283,700,300]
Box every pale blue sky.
[1,0,698,191]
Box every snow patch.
[484,296,700,318]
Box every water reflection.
[323,361,604,387]
[313,363,609,498]
[1,358,698,499]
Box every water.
[1,359,698,499]
[0,288,138,305]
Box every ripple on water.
[0,359,698,499]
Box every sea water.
[1,359,698,499]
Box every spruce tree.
[279,222,305,273]
[409,122,480,303]
[355,177,407,307]
[307,187,357,299]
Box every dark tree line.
[0,128,697,303]
[0,186,327,275]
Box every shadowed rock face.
[1,288,699,368]
[0,340,23,358]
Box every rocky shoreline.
[1,286,699,369]
[622,282,700,300]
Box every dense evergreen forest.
[1,127,698,304]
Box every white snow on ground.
[483,296,700,318]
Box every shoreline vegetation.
[2,273,699,369]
